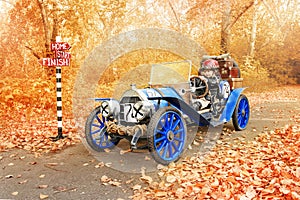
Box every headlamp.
[100,101,111,117]
[133,101,152,121]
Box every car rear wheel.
[232,94,250,131]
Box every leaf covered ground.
[0,78,80,155]
[131,123,300,199]
[0,80,300,199]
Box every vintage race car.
[85,54,250,165]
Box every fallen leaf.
[132,184,142,190]
[140,167,153,184]
[120,149,131,155]
[144,156,151,161]
[157,164,165,170]
[39,174,45,178]
[166,175,176,183]
[95,162,104,168]
[280,179,292,185]
[279,186,290,194]
[39,193,49,199]
[53,186,68,192]
[105,162,112,167]
[140,175,153,185]
[104,148,111,153]
[158,172,165,177]
[291,191,300,199]
[5,174,13,179]
[46,162,58,166]
[296,167,300,178]
[155,191,168,197]
[201,186,210,195]
[125,179,134,184]
[245,186,256,199]
[261,188,275,195]
[109,180,122,187]
[18,179,28,184]
[38,185,48,189]
[100,175,110,183]
[211,178,219,187]
[11,191,18,196]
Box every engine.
[98,84,182,126]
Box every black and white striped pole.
[54,65,64,140]
[39,36,71,141]
[52,36,64,141]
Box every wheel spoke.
[171,117,181,131]
[169,113,175,129]
[173,136,184,142]
[91,123,100,127]
[159,119,166,130]
[91,129,100,135]
[171,141,179,153]
[157,140,167,152]
[238,115,243,126]
[99,133,105,146]
[239,100,245,109]
[162,142,169,159]
[168,142,173,158]
[173,128,183,135]
[154,135,166,143]
[157,129,167,135]
[95,115,105,127]
[104,134,111,146]
[164,114,170,129]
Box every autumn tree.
[0,0,126,79]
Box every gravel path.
[0,85,299,200]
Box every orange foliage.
[132,123,300,199]
[0,78,79,154]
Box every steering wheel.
[189,76,208,98]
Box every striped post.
[55,66,64,139]
[51,36,65,141]
[38,36,70,140]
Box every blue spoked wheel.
[232,94,250,131]
[85,106,120,152]
[147,107,187,165]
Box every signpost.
[39,36,71,141]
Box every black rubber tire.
[147,106,187,165]
[232,94,250,131]
[85,106,120,152]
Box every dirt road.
[1,86,299,200]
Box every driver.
[199,59,221,100]
[199,59,225,117]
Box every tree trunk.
[36,0,51,57]
[220,0,257,54]
[36,0,59,78]
[220,0,231,53]
[249,0,258,57]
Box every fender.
[219,88,246,122]
[90,98,117,101]
[148,96,210,126]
